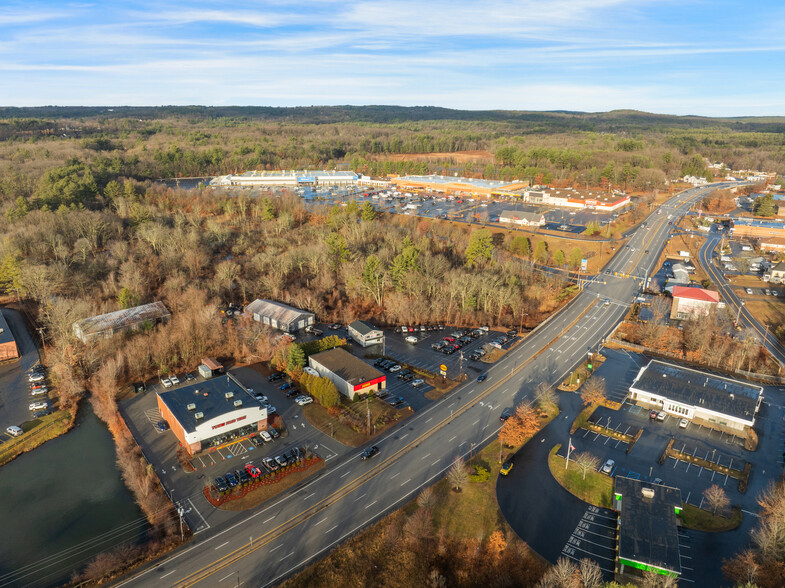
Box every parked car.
[745,288,754,295]
[32,409,50,418]
[280,382,292,391]
[267,372,283,382]
[678,418,689,429]
[160,377,172,388]
[500,461,513,476]
[269,428,279,439]
[649,410,658,420]
[361,445,380,460]
[155,421,169,433]
[259,430,273,442]
[374,358,386,367]
[30,388,48,396]
[169,374,180,385]
[213,477,229,493]
[265,405,277,414]
[653,478,664,485]
[236,469,251,485]
[185,372,196,381]
[6,425,23,437]
[411,379,425,387]
[506,329,517,337]
[29,401,48,411]
[275,455,289,467]
[405,335,418,344]
[387,396,404,406]
[295,395,314,406]
[286,388,300,398]
[224,472,238,488]
[601,459,615,474]
[388,364,402,373]
[245,463,262,478]
[254,393,268,403]
[28,373,45,383]
[656,411,666,422]
[250,435,265,447]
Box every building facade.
[0,310,19,361]
[348,320,384,347]
[499,210,546,227]
[308,348,386,400]
[669,286,719,320]
[628,360,763,434]
[157,375,267,455]
[211,170,360,188]
[244,299,315,333]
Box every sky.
[1,0,785,116]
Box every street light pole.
[735,301,744,326]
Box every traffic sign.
[440,364,447,372]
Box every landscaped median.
[678,503,742,532]
[0,409,74,466]
[659,438,751,493]
[301,395,409,447]
[548,444,614,508]
[204,455,325,510]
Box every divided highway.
[115,185,723,588]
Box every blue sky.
[2,0,785,116]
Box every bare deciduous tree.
[447,456,469,492]
[578,558,603,588]
[704,483,730,515]
[535,382,558,411]
[580,376,606,407]
[537,556,580,588]
[574,452,601,480]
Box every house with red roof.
[669,286,720,320]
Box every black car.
[374,358,386,367]
[286,388,300,398]
[387,396,404,407]
[377,390,390,400]
[361,446,380,460]
[236,469,251,485]
[213,476,229,493]
[506,329,517,337]
[32,409,50,418]
[251,435,264,447]
[267,372,283,382]
[185,372,196,381]
[269,428,280,439]
[499,408,513,422]
[224,472,238,488]
[280,382,292,391]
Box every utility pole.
[366,396,371,436]
[459,351,464,381]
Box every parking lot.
[560,505,617,578]
[120,366,348,529]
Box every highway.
[698,227,785,366]
[115,184,724,588]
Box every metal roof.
[73,301,170,336]
[630,360,761,422]
[349,320,380,337]
[309,348,385,386]
[396,175,519,190]
[244,299,314,326]
[615,477,682,575]
[671,286,719,303]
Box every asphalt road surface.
[114,184,725,588]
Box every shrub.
[469,466,490,483]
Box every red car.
[245,463,262,479]
[30,383,46,390]
[443,336,455,343]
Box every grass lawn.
[678,504,742,532]
[302,397,409,447]
[548,445,614,509]
[0,410,73,466]
[218,461,326,511]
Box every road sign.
[439,364,447,372]
[440,369,447,376]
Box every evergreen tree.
[360,201,377,221]
[465,229,494,268]
[510,235,531,257]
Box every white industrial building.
[308,348,386,400]
[628,360,763,434]
[211,170,359,188]
[244,299,315,333]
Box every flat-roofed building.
[157,374,266,455]
[348,320,384,347]
[628,359,763,433]
[614,477,682,581]
[72,301,171,343]
[0,309,20,361]
[308,348,386,400]
[669,286,719,320]
[211,170,360,187]
[499,210,546,227]
[244,299,315,333]
[730,218,785,240]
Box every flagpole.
[565,436,572,470]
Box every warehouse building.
[0,310,19,361]
[348,320,384,347]
[628,360,763,434]
[72,301,171,343]
[308,348,386,400]
[244,299,315,333]
[211,170,359,188]
[157,374,267,455]
[614,477,682,581]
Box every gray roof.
[73,301,170,336]
[245,299,314,325]
[349,320,380,336]
[772,261,785,273]
[631,360,761,422]
[309,348,385,386]
[500,210,544,222]
[615,477,682,575]
[0,310,15,346]
[158,376,255,434]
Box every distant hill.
[1,105,785,133]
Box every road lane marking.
[160,570,177,578]
[400,478,411,486]
[421,453,431,460]
[448,435,456,442]
[219,572,235,582]
[401,433,409,440]
[390,472,400,479]
[354,492,366,502]
[340,470,351,478]
[314,517,327,526]
[215,542,229,550]
[326,525,338,533]
[270,544,283,552]
[432,459,440,466]
[263,516,276,524]
[365,500,378,509]
[304,493,315,500]
[281,552,294,560]
[426,417,432,423]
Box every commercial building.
[348,320,384,347]
[391,174,529,196]
[499,210,546,227]
[669,286,719,320]
[157,374,267,455]
[521,188,630,211]
[730,218,785,240]
[628,359,763,434]
[759,236,785,253]
[614,477,682,581]
[308,348,386,400]
[244,299,315,333]
[72,301,171,343]
[210,170,360,188]
[0,310,19,361]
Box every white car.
[169,375,180,385]
[389,365,402,373]
[6,425,23,437]
[295,395,314,406]
[746,288,754,295]
[405,335,418,344]
[601,459,615,474]
[161,377,172,388]
[264,404,277,414]
[30,388,48,396]
[303,367,320,377]
[411,379,425,387]
[28,373,45,383]
[29,401,48,411]
[259,430,272,442]
[679,418,689,429]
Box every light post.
[735,301,745,327]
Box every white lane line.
[365,500,378,509]
[421,453,431,460]
[281,552,294,561]
[263,515,275,524]
[219,572,235,582]
[215,541,229,550]
[304,493,315,500]
[400,478,411,486]
[160,570,177,579]
[270,544,283,552]
[432,459,440,466]
[401,433,409,440]
[472,419,480,426]
[354,492,367,502]
[448,435,456,442]
[390,472,400,479]
[426,417,432,423]
[326,525,338,534]
[314,517,327,526]
[341,470,351,478]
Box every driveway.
[0,308,42,438]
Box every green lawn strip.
[548,444,614,509]
[0,410,73,467]
[678,504,742,532]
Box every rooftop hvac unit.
[641,488,655,499]
[194,412,204,420]
[186,403,196,411]
[225,392,234,400]
[233,399,243,408]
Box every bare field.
[377,150,494,163]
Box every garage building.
[157,375,267,455]
[244,299,315,333]
[628,359,763,434]
[0,310,19,361]
[348,320,384,347]
[308,348,386,400]
[614,477,682,581]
